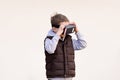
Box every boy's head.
[51,13,69,28]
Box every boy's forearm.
[75,31,85,40]
[72,31,87,50]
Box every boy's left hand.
[69,22,79,33]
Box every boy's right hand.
[56,22,69,36]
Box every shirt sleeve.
[72,31,87,50]
[44,34,60,54]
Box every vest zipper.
[62,41,66,77]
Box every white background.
[0,0,120,80]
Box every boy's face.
[52,21,69,33]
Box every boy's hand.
[70,22,79,33]
[56,22,69,36]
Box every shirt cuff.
[75,31,84,40]
[53,34,60,40]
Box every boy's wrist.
[75,29,79,33]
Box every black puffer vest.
[44,35,75,78]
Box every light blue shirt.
[45,29,87,54]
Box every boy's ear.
[52,27,54,29]
[52,27,58,33]
[52,27,56,31]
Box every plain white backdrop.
[0,0,120,80]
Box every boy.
[44,13,87,80]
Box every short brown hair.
[51,13,69,28]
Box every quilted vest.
[44,35,75,78]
